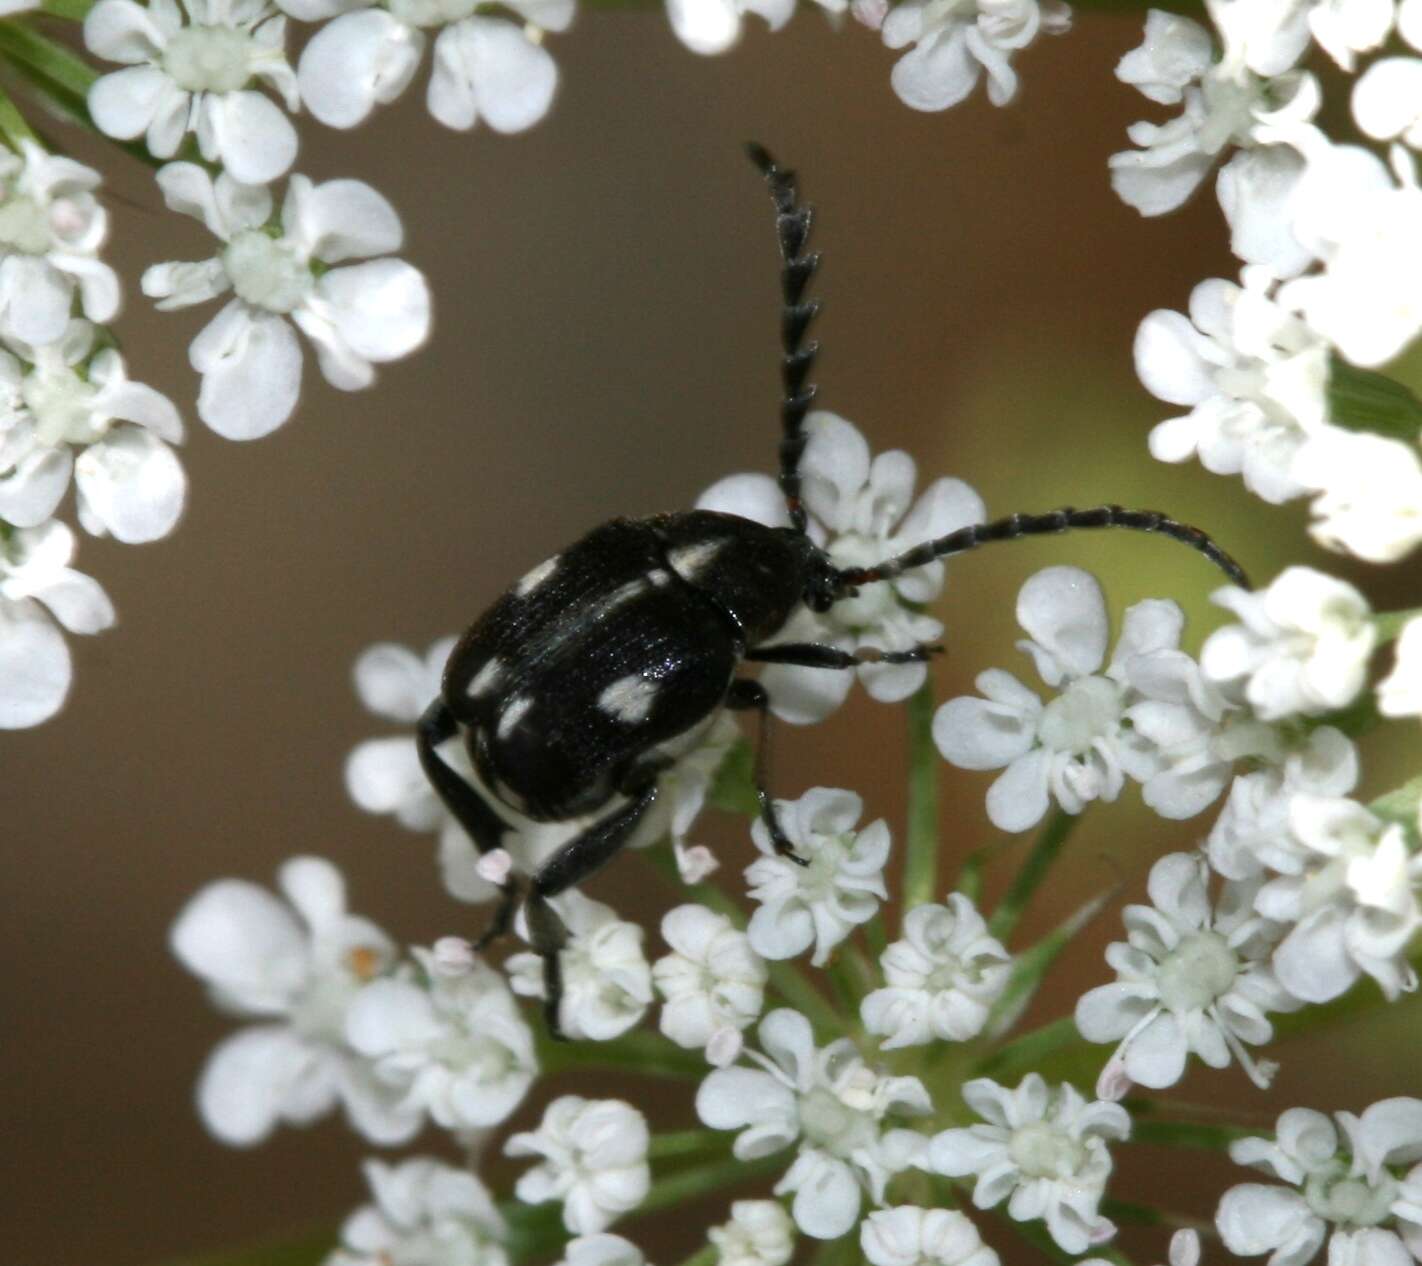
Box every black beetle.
[417,145,1248,1037]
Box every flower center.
[797,1086,877,1158]
[827,535,900,629]
[0,194,54,255]
[1037,676,1123,754]
[1156,930,1238,1013]
[223,230,311,313]
[1304,1167,1398,1228]
[1008,1122,1087,1180]
[163,25,255,93]
[23,362,102,447]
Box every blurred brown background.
[5,14,1420,1266]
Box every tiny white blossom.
[142,162,430,440]
[1217,1101,1422,1266]
[1291,429,1422,564]
[696,1008,931,1239]
[0,320,185,541]
[860,1207,1000,1266]
[1201,567,1375,720]
[85,0,300,184]
[344,946,538,1131]
[1259,795,1422,1003]
[1076,852,1297,1098]
[744,786,890,966]
[708,1200,795,1266]
[0,519,115,728]
[328,1157,507,1266]
[934,566,1233,832]
[1309,0,1394,69]
[0,141,120,347]
[553,1234,647,1266]
[1081,1229,1201,1266]
[507,891,652,1042]
[861,893,1010,1049]
[1379,618,1422,718]
[920,1074,1130,1255]
[665,0,794,56]
[1136,270,1329,504]
[169,855,418,1146]
[698,411,985,723]
[652,904,766,1065]
[880,0,1071,112]
[1110,7,1316,216]
[505,1096,651,1235]
[297,0,571,133]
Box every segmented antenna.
[837,505,1252,590]
[746,142,820,536]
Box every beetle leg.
[527,766,664,1039]
[417,699,521,950]
[726,678,810,868]
[746,642,942,668]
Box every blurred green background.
[3,12,1419,1265]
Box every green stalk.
[1376,607,1422,642]
[0,82,37,149]
[1127,1119,1254,1150]
[975,1015,1080,1082]
[41,0,97,17]
[672,1247,717,1266]
[648,1129,733,1161]
[0,22,97,100]
[902,682,941,914]
[987,808,1079,943]
[636,1152,786,1218]
[538,1027,707,1080]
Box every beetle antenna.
[836,505,1252,590]
[746,142,820,537]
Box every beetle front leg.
[746,641,942,668]
[417,699,521,950]
[526,767,664,1039]
[726,678,809,868]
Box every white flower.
[696,1008,931,1239]
[1216,145,1313,277]
[1309,0,1394,70]
[1379,619,1422,718]
[934,566,1233,832]
[297,0,571,133]
[1110,9,1315,216]
[1201,567,1375,720]
[880,0,1070,112]
[85,0,299,184]
[0,519,115,729]
[860,1207,1000,1266]
[1291,429,1422,564]
[169,855,417,1146]
[0,320,185,541]
[505,1096,651,1235]
[1081,1229,1201,1266]
[652,905,766,1065]
[1076,852,1297,1098]
[708,1200,795,1266]
[553,1234,647,1266]
[344,946,538,1130]
[1136,270,1329,504]
[0,140,120,347]
[861,893,1010,1049]
[142,162,430,440]
[698,410,985,724]
[1206,724,1358,881]
[328,1157,507,1266]
[665,0,794,55]
[744,786,890,966]
[1217,1102,1422,1266]
[921,1074,1130,1255]
[1259,795,1422,1003]
[507,891,652,1041]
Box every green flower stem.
[1127,1118,1254,1150]
[648,1129,734,1161]
[1372,773,1422,828]
[0,21,97,101]
[986,808,1079,943]
[902,682,941,915]
[672,1246,717,1266]
[504,1202,569,1263]
[974,1014,1080,1081]
[953,841,994,906]
[41,0,97,17]
[862,908,888,959]
[538,1027,707,1080]
[639,846,843,1038]
[636,1152,786,1218]
[0,82,37,149]
[1376,607,1422,641]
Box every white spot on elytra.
[467,658,504,697]
[515,555,559,596]
[597,673,659,724]
[668,539,724,582]
[497,694,533,739]
[648,568,673,588]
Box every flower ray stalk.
[986,807,1079,943]
[903,681,941,914]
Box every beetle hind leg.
[726,677,812,868]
